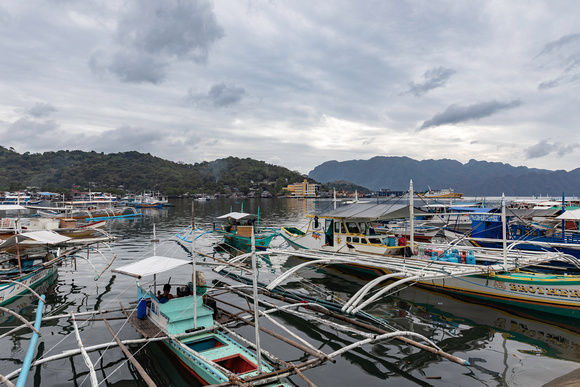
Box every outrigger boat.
[213,211,278,253]
[280,203,430,257]
[277,182,580,318]
[113,255,295,386]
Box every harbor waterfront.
[2,198,580,386]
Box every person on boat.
[397,234,407,246]
[157,284,175,303]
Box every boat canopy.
[0,204,27,211]
[216,212,256,221]
[556,209,580,220]
[0,230,71,250]
[112,255,191,278]
[506,208,561,218]
[317,203,430,220]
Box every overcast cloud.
[1,0,580,174]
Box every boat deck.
[122,301,235,339]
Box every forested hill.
[309,156,580,196]
[0,147,308,196]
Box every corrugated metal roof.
[318,203,430,220]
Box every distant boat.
[418,187,463,199]
[214,212,278,253]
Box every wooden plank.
[99,309,156,387]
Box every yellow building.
[285,180,319,198]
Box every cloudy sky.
[1,1,579,174]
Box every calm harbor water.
[1,198,580,386]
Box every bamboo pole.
[290,363,317,387]
[218,308,334,363]
[15,295,45,387]
[250,227,262,374]
[70,312,98,386]
[0,374,15,387]
[98,309,156,387]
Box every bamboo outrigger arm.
[266,258,334,290]
[345,275,424,315]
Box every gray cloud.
[524,139,580,159]
[89,0,224,84]
[405,67,457,97]
[535,33,580,90]
[186,82,246,109]
[538,73,580,90]
[535,33,580,58]
[117,0,224,62]
[419,100,522,130]
[25,102,57,118]
[9,118,59,136]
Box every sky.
[1,1,580,175]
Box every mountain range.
[309,156,579,196]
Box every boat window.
[515,229,522,236]
[215,354,257,375]
[359,222,366,234]
[335,222,340,233]
[346,237,351,242]
[340,222,346,233]
[532,231,538,236]
[360,238,367,244]
[346,222,360,233]
[187,337,225,352]
[368,238,382,244]
[352,237,360,243]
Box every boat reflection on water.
[383,286,580,363]
[281,255,580,365]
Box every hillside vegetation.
[0,147,308,196]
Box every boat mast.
[192,200,197,328]
[409,180,414,253]
[501,193,507,267]
[250,228,262,373]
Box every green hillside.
[0,147,309,196]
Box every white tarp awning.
[112,256,191,278]
[0,204,27,211]
[216,212,256,221]
[0,230,71,250]
[556,209,580,220]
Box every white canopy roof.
[112,256,191,278]
[216,212,256,221]
[0,230,71,250]
[556,209,580,220]
[0,204,27,211]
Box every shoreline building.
[284,180,319,198]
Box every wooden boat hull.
[0,265,58,306]
[216,230,278,252]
